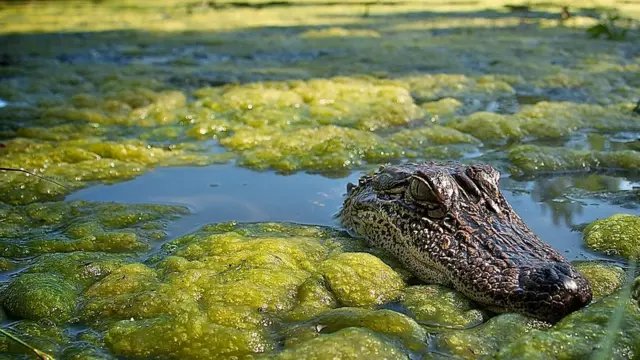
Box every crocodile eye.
[409,178,438,203]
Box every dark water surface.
[67,163,640,263]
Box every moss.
[508,145,640,174]
[436,313,549,359]
[283,307,426,352]
[320,252,405,308]
[583,214,640,259]
[574,262,626,300]
[2,273,78,324]
[494,290,640,359]
[400,285,486,329]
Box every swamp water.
[1,0,640,358]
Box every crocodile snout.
[518,262,592,322]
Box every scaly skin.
[338,162,592,322]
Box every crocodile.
[338,161,592,322]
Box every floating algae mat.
[1,0,640,358]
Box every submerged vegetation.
[0,0,639,359]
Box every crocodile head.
[338,161,592,322]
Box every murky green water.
[1,0,639,358]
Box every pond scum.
[0,0,639,359]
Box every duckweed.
[583,214,640,259]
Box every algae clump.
[320,252,405,307]
[494,289,640,359]
[574,261,626,300]
[508,145,640,174]
[436,313,549,359]
[73,222,419,359]
[269,327,407,360]
[2,273,78,324]
[0,200,189,259]
[400,285,486,329]
[283,307,427,352]
[583,214,640,259]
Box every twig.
[0,167,70,190]
[0,328,56,360]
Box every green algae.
[283,307,427,352]
[222,125,402,173]
[508,145,640,174]
[68,222,414,358]
[400,285,486,329]
[320,252,405,308]
[26,252,134,290]
[0,137,232,205]
[0,200,189,258]
[451,102,640,141]
[406,74,517,107]
[494,289,640,359]
[0,0,638,358]
[284,275,338,322]
[0,320,70,359]
[583,214,640,259]
[2,273,78,324]
[435,313,549,359]
[574,262,626,300]
[268,327,407,360]
[105,312,274,360]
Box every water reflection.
[503,172,640,229]
[0,99,7,108]
[528,131,640,152]
[68,164,639,261]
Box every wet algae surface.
[1,0,640,358]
